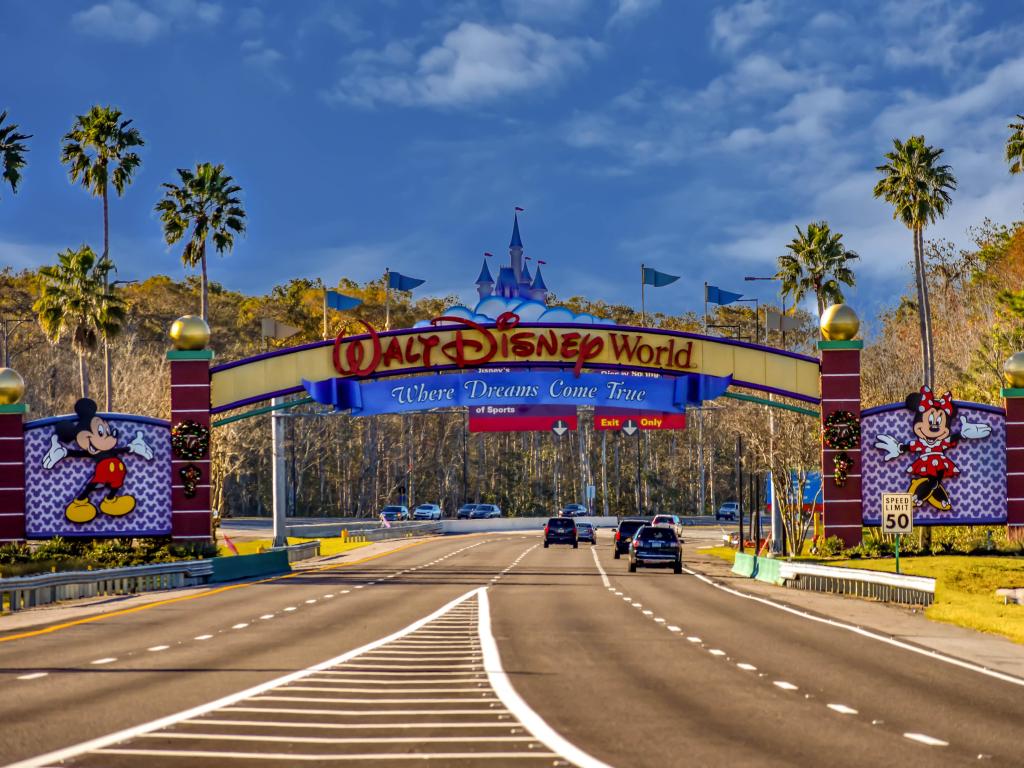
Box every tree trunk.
[917,226,936,387]
[912,227,932,387]
[79,353,90,399]
[102,185,113,412]
[201,249,209,324]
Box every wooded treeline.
[2,217,1023,521]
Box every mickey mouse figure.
[874,386,991,511]
[41,398,154,523]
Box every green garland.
[823,410,860,450]
[171,420,210,461]
[179,463,203,498]
[833,451,854,487]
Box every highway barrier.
[266,540,321,562]
[288,520,441,540]
[0,560,214,612]
[732,553,935,606]
[441,516,619,534]
[210,550,291,583]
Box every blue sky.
[2,0,1023,323]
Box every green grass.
[217,537,370,558]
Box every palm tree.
[34,246,125,399]
[873,135,956,388]
[155,162,247,323]
[1006,114,1024,175]
[776,221,859,330]
[0,111,31,197]
[61,105,144,410]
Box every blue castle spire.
[476,259,493,285]
[510,213,523,249]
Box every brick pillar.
[169,349,214,541]
[0,403,28,543]
[1003,388,1024,542]
[819,340,863,547]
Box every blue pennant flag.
[642,266,680,288]
[326,290,362,311]
[706,284,743,305]
[388,271,426,291]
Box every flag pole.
[322,283,328,341]
[641,263,646,327]
[703,282,708,333]
[384,268,391,331]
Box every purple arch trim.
[25,413,171,430]
[210,323,821,414]
[861,400,1005,417]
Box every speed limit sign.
[881,493,914,534]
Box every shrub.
[817,535,846,557]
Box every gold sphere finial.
[820,303,860,341]
[1004,352,1024,388]
[170,315,211,351]
[0,368,26,405]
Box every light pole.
[744,275,785,555]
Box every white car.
[413,503,443,520]
[651,513,684,538]
[715,502,739,521]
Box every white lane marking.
[654,618,666,623]
[773,681,798,691]
[737,663,757,671]
[355,585,365,589]
[147,645,170,652]
[828,704,858,715]
[708,649,726,656]
[188,720,516,730]
[614,592,623,596]
[142,733,538,745]
[194,635,213,641]
[305,599,317,604]
[232,623,249,630]
[340,590,351,594]
[478,589,613,768]
[667,625,681,632]
[283,607,297,612]
[91,658,117,665]
[260,614,274,620]
[642,610,653,616]
[682,566,1024,689]
[904,733,948,746]
[631,603,642,608]
[93,749,556,760]
[6,589,485,768]
[17,672,48,680]
[256,695,500,704]
[324,594,334,598]
[687,636,702,643]
[224,707,511,716]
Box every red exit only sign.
[593,409,687,431]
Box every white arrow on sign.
[622,419,639,436]
[552,420,569,436]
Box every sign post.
[881,493,914,574]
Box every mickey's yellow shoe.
[100,495,136,516]
[65,498,97,524]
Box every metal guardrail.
[0,560,214,612]
[778,561,936,606]
[359,522,442,542]
[267,541,321,563]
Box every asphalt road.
[1,532,1022,766]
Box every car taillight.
[615,531,620,541]
[544,525,549,535]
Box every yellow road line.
[0,538,434,644]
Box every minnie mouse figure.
[874,386,991,511]
[41,398,154,523]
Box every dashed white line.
[903,733,948,746]
[284,607,297,612]
[147,645,170,652]
[667,626,681,633]
[773,681,798,691]
[260,614,274,620]
[654,617,666,623]
[232,623,249,630]
[194,635,213,641]
[17,672,48,680]
[737,663,757,671]
[305,599,317,604]
[642,610,653,616]
[687,636,702,643]
[708,649,726,657]
[827,704,858,715]
[91,658,117,665]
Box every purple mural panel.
[861,402,1006,526]
[24,414,172,538]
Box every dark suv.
[613,518,647,559]
[544,517,578,548]
[629,525,682,573]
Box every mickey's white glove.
[959,416,991,440]
[874,434,901,461]
[127,431,154,460]
[42,435,67,469]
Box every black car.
[629,525,682,573]
[575,520,596,545]
[544,517,578,548]
[613,518,647,559]
[456,504,478,519]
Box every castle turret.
[519,260,533,295]
[530,264,548,303]
[475,258,494,301]
[509,213,524,285]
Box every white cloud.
[71,0,221,43]
[238,6,264,31]
[326,22,601,108]
[241,39,289,90]
[710,0,775,54]
[72,0,164,43]
[608,0,661,27]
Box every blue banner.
[303,370,732,416]
[326,290,362,310]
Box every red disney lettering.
[332,320,382,377]
[432,316,498,368]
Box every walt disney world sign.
[209,314,822,414]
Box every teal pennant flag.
[642,266,680,287]
[706,285,743,305]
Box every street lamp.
[744,276,786,348]
[111,279,138,288]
